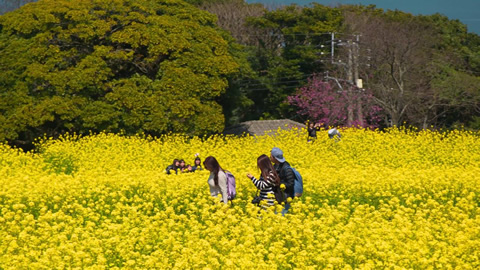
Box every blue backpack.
[224,170,236,200]
[290,167,303,197]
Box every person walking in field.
[203,156,228,204]
[270,147,295,215]
[247,154,280,208]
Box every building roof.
[223,119,306,136]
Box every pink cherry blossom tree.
[288,75,383,128]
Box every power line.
[234,32,361,38]
[239,79,309,87]
[242,84,304,92]
[234,32,333,37]
[233,73,315,86]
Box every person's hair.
[179,159,185,168]
[203,156,222,185]
[257,154,280,186]
[172,159,180,169]
[194,157,202,166]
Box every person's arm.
[218,171,228,204]
[249,175,271,190]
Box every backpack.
[290,167,303,197]
[224,170,236,200]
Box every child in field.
[185,164,194,173]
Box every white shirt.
[207,170,228,204]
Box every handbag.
[251,190,261,205]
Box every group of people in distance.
[165,154,203,174]
[203,147,295,215]
[307,121,342,142]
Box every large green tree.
[195,0,265,126]
[0,0,238,146]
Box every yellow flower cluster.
[1,127,479,269]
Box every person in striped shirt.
[247,154,281,208]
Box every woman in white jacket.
[203,156,228,204]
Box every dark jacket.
[274,161,295,198]
[192,165,203,172]
[308,127,319,138]
[165,165,178,175]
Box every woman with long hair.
[203,156,228,204]
[247,154,280,207]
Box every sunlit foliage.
[0,0,237,144]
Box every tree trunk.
[357,98,364,127]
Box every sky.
[247,0,480,34]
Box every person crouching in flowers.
[178,159,187,173]
[247,154,280,208]
[192,156,203,172]
[165,159,180,175]
[203,156,228,204]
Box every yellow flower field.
[1,127,479,269]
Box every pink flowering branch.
[288,75,382,128]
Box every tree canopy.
[0,0,238,146]
[236,3,344,121]
[341,6,480,128]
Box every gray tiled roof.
[223,119,306,136]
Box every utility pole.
[331,32,335,64]
[353,35,360,87]
[353,34,364,126]
[325,33,365,127]
[328,33,360,85]
[346,39,354,126]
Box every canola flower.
[0,127,479,269]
